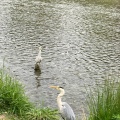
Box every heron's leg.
[58,113,65,120]
[60,114,65,120]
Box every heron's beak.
[50,86,59,90]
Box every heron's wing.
[60,102,75,120]
[35,56,42,63]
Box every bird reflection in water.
[34,67,41,88]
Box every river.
[0,0,120,119]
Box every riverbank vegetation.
[82,0,119,6]
[45,0,119,7]
[87,78,120,120]
[0,68,59,120]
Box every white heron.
[50,86,75,120]
[34,46,42,70]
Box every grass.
[0,68,59,120]
[87,78,120,120]
[25,108,59,120]
[0,70,32,116]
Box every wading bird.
[34,46,42,70]
[50,86,75,120]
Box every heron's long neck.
[38,50,41,56]
[57,89,65,110]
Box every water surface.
[0,0,120,119]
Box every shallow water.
[0,0,120,119]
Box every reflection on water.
[0,0,120,118]
[34,66,41,87]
